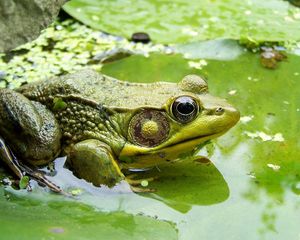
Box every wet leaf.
[101,50,300,209]
[101,53,203,83]
[0,188,178,240]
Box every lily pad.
[102,53,201,83]
[0,188,178,240]
[63,0,300,44]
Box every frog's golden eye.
[171,96,199,123]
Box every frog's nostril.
[215,107,225,115]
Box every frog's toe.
[29,169,63,193]
[130,185,156,193]
[126,175,158,193]
[17,163,63,194]
[0,137,63,193]
[125,176,158,186]
[123,173,159,192]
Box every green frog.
[0,69,239,192]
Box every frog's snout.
[206,104,240,131]
[214,107,225,115]
[220,106,240,127]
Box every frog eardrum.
[128,110,170,147]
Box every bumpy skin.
[0,69,240,188]
[0,89,61,164]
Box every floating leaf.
[0,188,177,240]
[64,0,300,43]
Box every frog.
[0,69,239,192]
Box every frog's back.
[19,69,181,110]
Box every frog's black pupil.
[177,102,194,115]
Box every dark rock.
[131,32,151,44]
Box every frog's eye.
[171,96,199,123]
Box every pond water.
[1,45,299,239]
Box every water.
[1,46,300,240]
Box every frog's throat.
[119,131,224,160]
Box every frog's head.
[119,75,240,168]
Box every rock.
[0,0,68,52]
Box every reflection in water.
[1,151,230,215]
[48,154,229,213]
[139,156,230,213]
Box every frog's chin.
[119,131,225,169]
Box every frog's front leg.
[0,89,62,191]
[66,139,125,188]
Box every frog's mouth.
[166,133,215,148]
[119,131,225,169]
[155,131,225,155]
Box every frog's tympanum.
[0,69,239,192]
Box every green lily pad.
[0,188,178,240]
[102,53,201,83]
[63,0,300,44]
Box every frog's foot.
[20,163,63,194]
[0,136,63,193]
